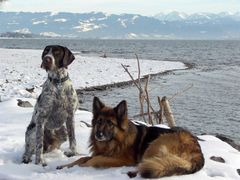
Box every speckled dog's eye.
[54,50,61,55]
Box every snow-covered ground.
[0,48,240,179]
[0,48,186,101]
[0,99,240,180]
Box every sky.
[1,0,240,16]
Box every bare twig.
[135,53,141,85]
[132,111,158,118]
[157,96,163,124]
[144,75,153,125]
[121,64,141,91]
[168,83,194,101]
[139,92,146,122]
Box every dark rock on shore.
[216,134,240,152]
[237,169,240,176]
[17,99,33,108]
[210,156,225,163]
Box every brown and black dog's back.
[136,126,204,178]
[57,97,204,178]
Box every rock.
[100,53,107,58]
[17,99,33,108]
[127,171,138,178]
[25,87,35,93]
[216,134,240,152]
[210,156,225,163]
[237,169,240,176]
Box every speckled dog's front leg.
[34,93,54,165]
[22,122,36,164]
[35,117,45,165]
[64,114,77,157]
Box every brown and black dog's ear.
[114,100,128,130]
[92,97,105,116]
[62,46,75,68]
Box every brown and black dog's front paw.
[127,171,138,178]
[56,165,65,170]
[56,156,92,170]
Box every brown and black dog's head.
[41,45,75,71]
[91,97,129,142]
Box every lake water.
[0,39,239,143]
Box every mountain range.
[0,11,240,39]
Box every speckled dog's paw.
[64,151,79,157]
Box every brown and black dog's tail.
[138,131,204,178]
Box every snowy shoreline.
[0,48,187,101]
[0,48,240,179]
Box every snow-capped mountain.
[154,11,240,21]
[154,11,188,21]
[0,11,240,39]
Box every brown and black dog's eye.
[107,120,114,127]
[96,118,103,125]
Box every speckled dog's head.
[41,45,75,71]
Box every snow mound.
[0,99,240,180]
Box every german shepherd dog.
[57,97,204,178]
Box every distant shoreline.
[77,62,193,92]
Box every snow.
[0,48,186,101]
[118,18,128,28]
[0,99,240,179]
[32,21,47,25]
[131,15,139,24]
[73,21,106,32]
[40,32,61,37]
[14,28,31,34]
[54,19,67,23]
[0,48,239,179]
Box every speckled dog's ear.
[62,46,75,67]
[41,45,50,60]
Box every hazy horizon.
[1,0,240,16]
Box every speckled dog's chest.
[44,84,75,130]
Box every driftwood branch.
[122,55,191,126]
[121,55,157,124]
[161,96,176,127]
[80,121,92,128]
[157,96,163,124]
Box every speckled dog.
[22,45,78,165]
